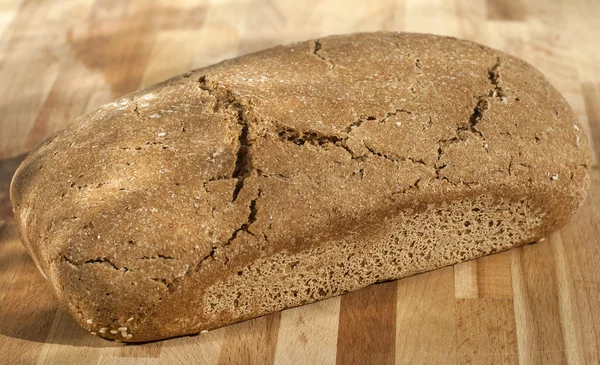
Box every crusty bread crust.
[10,32,591,342]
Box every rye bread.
[10,32,591,342]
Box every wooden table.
[0,0,599,364]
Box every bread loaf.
[10,32,591,342]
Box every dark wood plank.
[336,281,397,365]
[486,0,527,21]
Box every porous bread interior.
[202,195,541,324]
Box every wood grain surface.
[0,0,599,364]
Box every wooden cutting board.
[0,0,599,364]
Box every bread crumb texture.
[10,32,591,341]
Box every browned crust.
[10,32,591,342]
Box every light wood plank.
[24,51,109,152]
[118,340,162,359]
[582,83,600,166]
[218,314,281,365]
[484,21,532,62]
[454,260,479,299]
[511,243,569,364]
[553,169,600,363]
[456,0,488,44]
[456,298,518,364]
[97,357,159,365]
[550,232,586,365]
[139,31,197,88]
[189,3,242,70]
[159,327,225,365]
[404,0,459,37]
[37,309,120,365]
[0,227,59,364]
[477,251,513,299]
[0,0,21,39]
[396,267,456,365]
[0,0,83,158]
[274,297,340,365]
